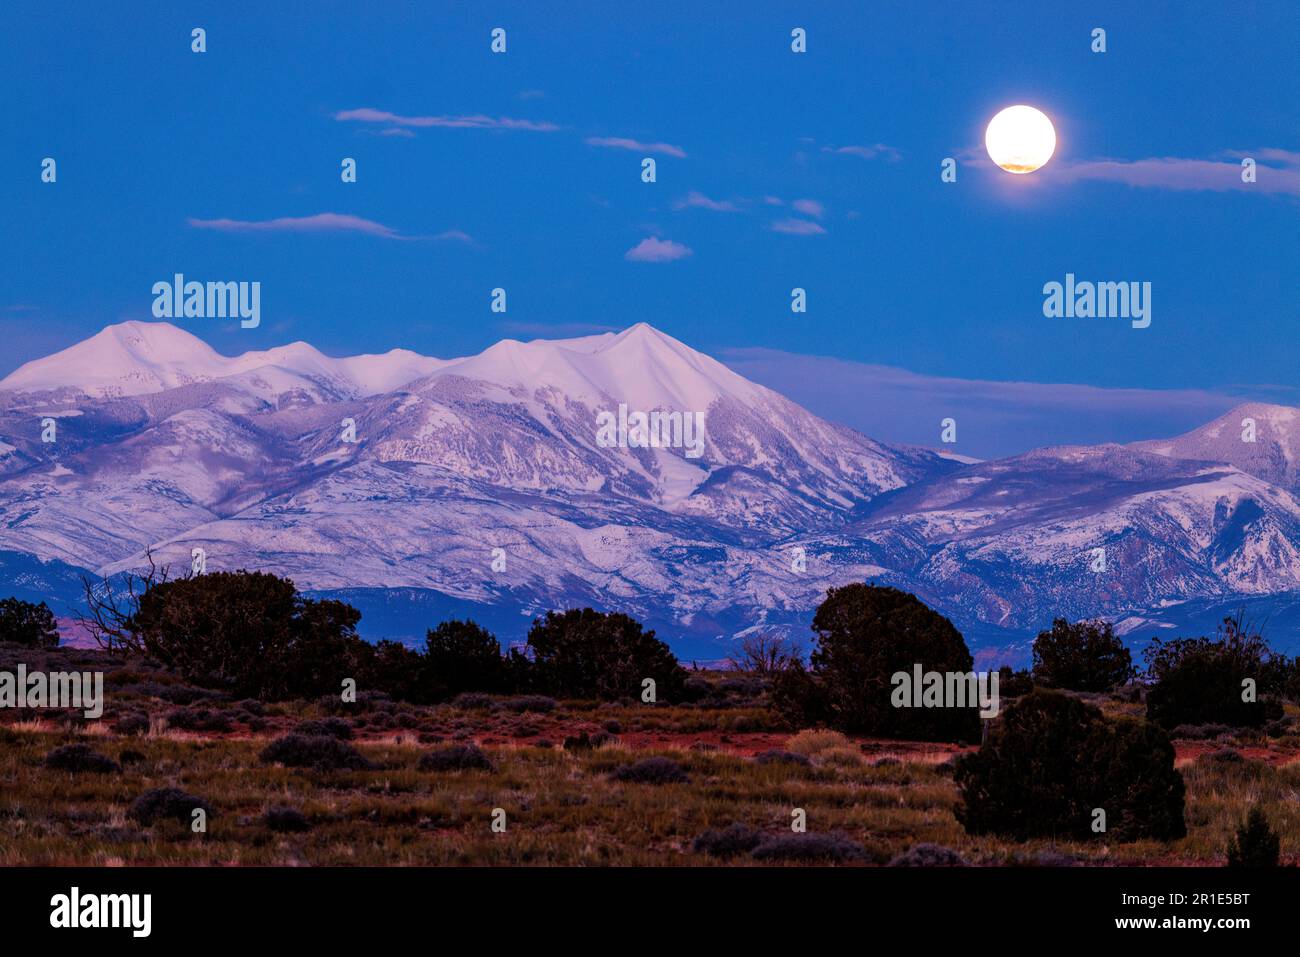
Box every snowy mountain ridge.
[3,320,1300,657]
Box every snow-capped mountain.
[3,320,1300,658]
[0,320,449,402]
[1133,402,1300,493]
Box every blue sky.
[3,1,1298,455]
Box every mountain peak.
[0,320,226,397]
[1133,399,1300,490]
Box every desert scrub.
[418,744,493,772]
[260,734,375,771]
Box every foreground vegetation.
[4,574,1300,866]
[2,642,1298,866]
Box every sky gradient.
[3,1,1298,456]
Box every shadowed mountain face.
[2,320,1300,659]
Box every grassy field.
[2,643,1298,866]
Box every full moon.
[985,105,1056,174]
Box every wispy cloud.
[961,145,1300,196]
[822,143,902,162]
[770,218,826,236]
[1053,150,1300,194]
[187,212,412,239]
[501,320,617,339]
[335,108,561,133]
[432,229,475,244]
[791,199,824,218]
[672,191,739,212]
[625,237,692,262]
[587,136,687,158]
[722,346,1287,459]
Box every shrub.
[1144,618,1285,730]
[118,749,146,766]
[497,695,557,714]
[1227,807,1280,868]
[997,666,1034,697]
[1031,619,1133,692]
[609,757,689,784]
[785,728,853,756]
[955,690,1185,841]
[260,734,375,771]
[417,744,493,772]
[527,608,686,701]
[754,749,812,767]
[563,731,597,751]
[355,640,426,704]
[293,717,353,740]
[1199,747,1244,764]
[682,676,711,703]
[422,620,508,700]
[750,832,867,863]
[166,707,232,733]
[888,843,967,867]
[1170,723,1233,740]
[0,597,59,648]
[768,661,829,728]
[797,584,981,742]
[693,823,765,858]
[114,712,150,736]
[121,570,366,701]
[128,787,212,826]
[450,692,494,710]
[44,744,120,774]
[263,806,311,833]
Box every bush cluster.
[89,571,689,706]
[1144,618,1286,729]
[1031,618,1133,692]
[954,690,1185,841]
[771,584,982,743]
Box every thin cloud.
[625,237,692,262]
[1053,152,1300,195]
[822,143,902,162]
[335,107,561,133]
[721,346,1286,460]
[672,191,739,212]
[791,199,824,218]
[501,320,617,338]
[188,212,413,239]
[961,144,1300,195]
[433,230,476,244]
[770,218,826,236]
[587,136,687,158]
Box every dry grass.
[2,643,1298,866]
[2,705,1298,866]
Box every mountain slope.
[1133,402,1300,492]
[0,320,448,401]
[4,321,1300,655]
